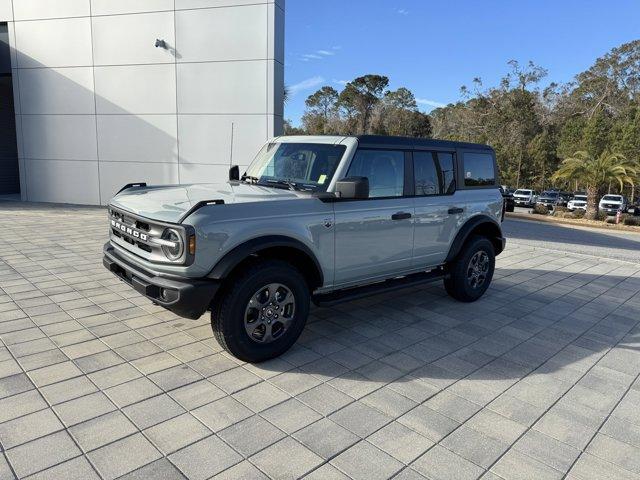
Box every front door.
[333,149,414,287]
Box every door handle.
[392,212,412,220]
[448,207,464,215]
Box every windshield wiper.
[265,179,298,191]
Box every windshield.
[244,142,346,191]
[573,196,587,201]
[602,195,622,201]
[514,190,531,195]
[541,191,558,198]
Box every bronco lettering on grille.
[111,219,148,242]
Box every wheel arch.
[208,235,324,290]
[446,215,505,262]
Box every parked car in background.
[500,186,515,213]
[599,194,628,215]
[567,194,588,211]
[513,189,538,207]
[537,190,565,210]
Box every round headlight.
[161,228,184,260]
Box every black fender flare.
[446,215,505,262]
[208,235,324,286]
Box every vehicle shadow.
[243,265,640,386]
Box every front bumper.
[103,243,219,320]
[600,207,621,214]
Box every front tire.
[212,260,310,362]
[444,236,495,302]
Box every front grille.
[108,205,191,265]
[109,206,172,263]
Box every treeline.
[285,76,432,139]
[286,40,640,192]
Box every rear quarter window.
[463,152,496,187]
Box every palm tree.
[552,151,637,219]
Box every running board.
[313,268,448,307]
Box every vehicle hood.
[600,199,623,204]
[109,182,307,223]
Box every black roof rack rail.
[354,135,492,151]
[179,199,225,223]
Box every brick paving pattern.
[1,202,640,479]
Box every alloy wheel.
[466,251,490,289]
[244,283,295,343]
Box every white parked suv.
[599,194,628,215]
[512,189,538,207]
[567,194,587,211]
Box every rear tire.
[444,236,495,302]
[212,259,310,363]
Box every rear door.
[333,148,415,287]
[457,149,503,225]
[412,150,463,267]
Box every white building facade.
[0,0,284,205]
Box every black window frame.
[344,147,413,200]
[411,149,457,197]
[338,144,498,200]
[457,149,499,190]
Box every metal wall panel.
[8,1,284,204]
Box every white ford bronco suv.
[104,136,506,362]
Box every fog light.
[160,288,169,300]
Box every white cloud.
[397,8,409,15]
[333,79,348,86]
[300,49,338,61]
[416,98,446,108]
[289,76,325,97]
[332,46,342,50]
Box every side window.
[463,152,496,187]
[414,152,440,195]
[347,149,404,198]
[437,152,456,194]
[413,151,456,196]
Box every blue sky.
[284,0,640,125]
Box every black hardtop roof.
[355,135,493,151]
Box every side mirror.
[229,165,240,181]
[335,177,369,199]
